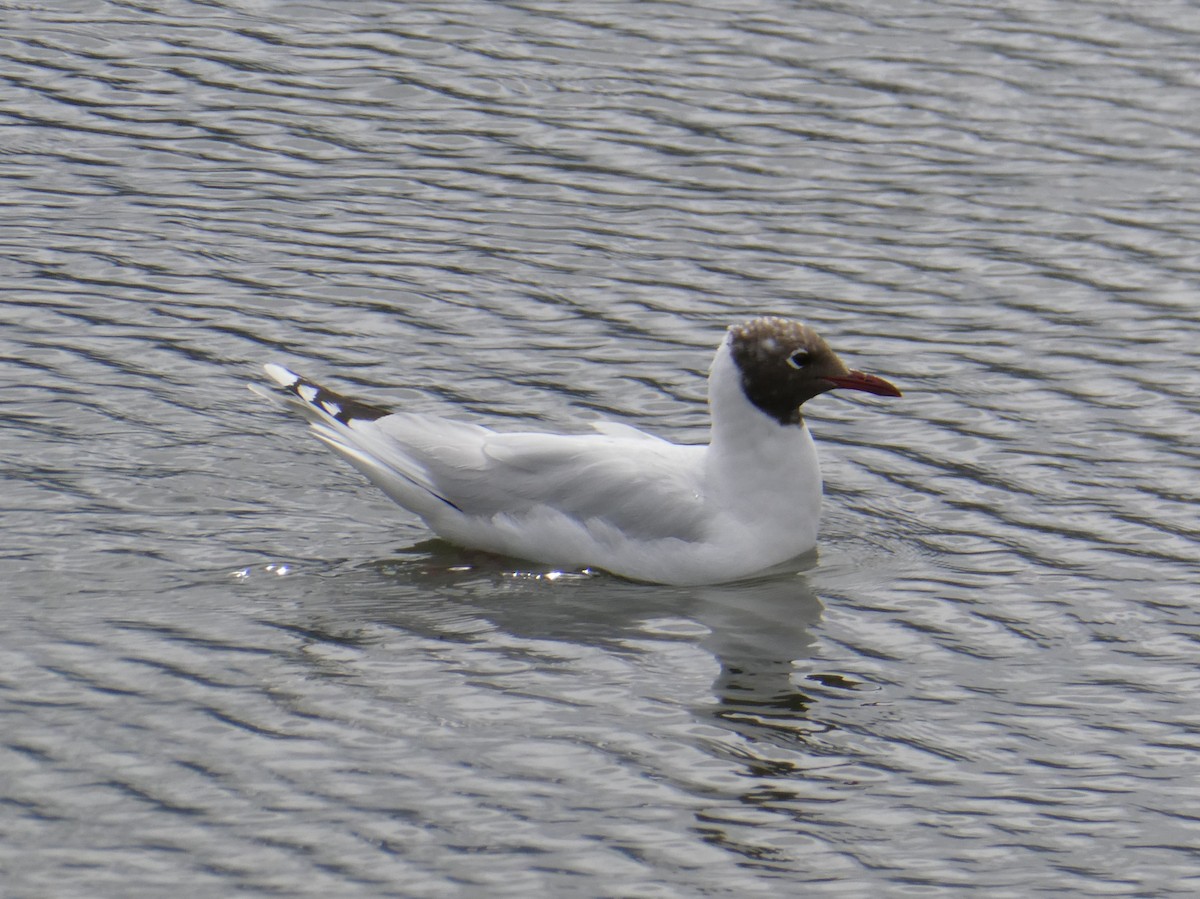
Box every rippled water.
[4,1,1200,895]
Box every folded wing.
[368,414,708,542]
[255,365,708,544]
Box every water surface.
[3,1,1200,895]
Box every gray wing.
[373,414,708,541]
[254,363,707,542]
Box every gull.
[253,317,900,585]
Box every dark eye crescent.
[787,349,811,370]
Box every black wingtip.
[264,364,392,425]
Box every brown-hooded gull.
[252,317,900,585]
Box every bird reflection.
[269,540,830,749]
[686,572,826,750]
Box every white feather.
[256,332,833,585]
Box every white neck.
[707,336,794,450]
[704,337,824,553]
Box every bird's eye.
[786,349,811,370]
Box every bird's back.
[318,411,710,545]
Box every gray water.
[3,1,1199,895]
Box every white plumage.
[253,318,900,585]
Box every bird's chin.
[823,370,902,397]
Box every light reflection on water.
[2,0,1200,895]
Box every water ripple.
[3,0,1200,895]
